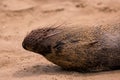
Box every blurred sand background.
[0,0,120,80]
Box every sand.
[0,0,120,80]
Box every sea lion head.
[22,27,61,56]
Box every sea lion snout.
[22,34,39,52]
[22,27,61,56]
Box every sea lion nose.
[22,37,34,51]
[22,38,30,50]
[22,41,27,50]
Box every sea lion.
[22,23,120,72]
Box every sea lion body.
[22,24,120,72]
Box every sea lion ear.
[88,41,98,46]
[83,41,98,48]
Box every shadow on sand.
[13,64,120,77]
